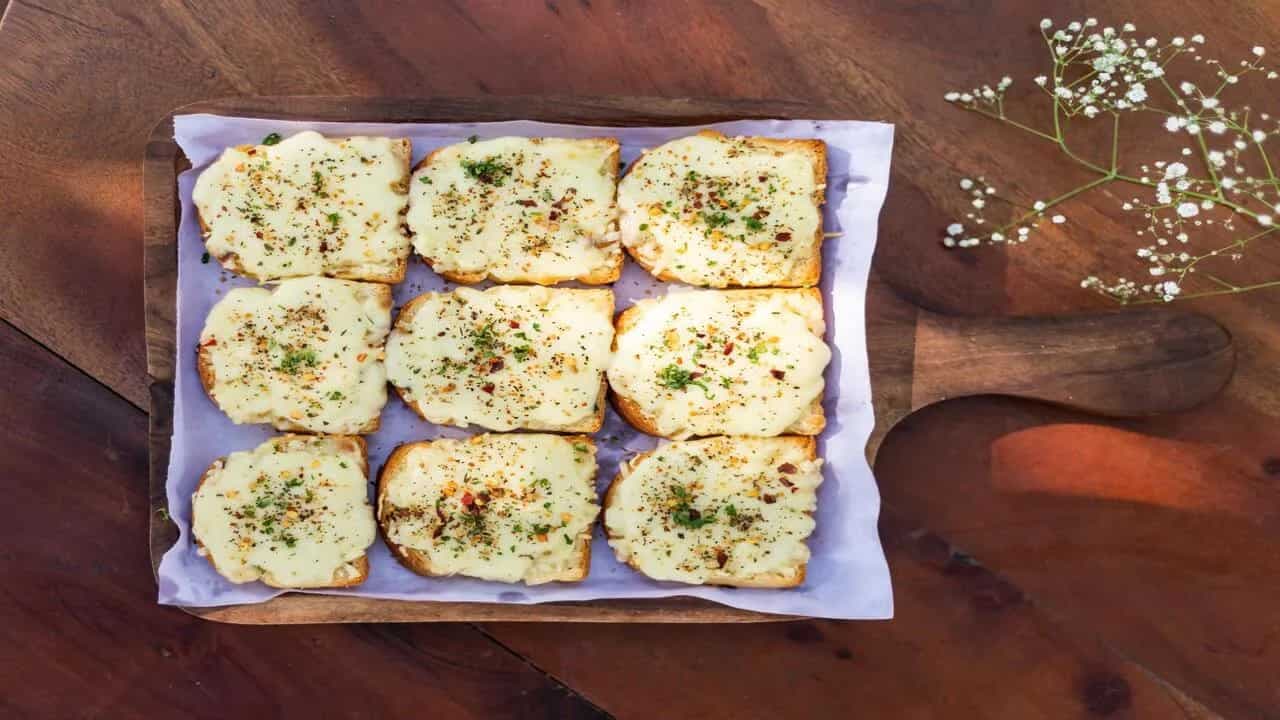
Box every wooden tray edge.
[143,95,829,624]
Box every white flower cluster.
[941,18,1280,303]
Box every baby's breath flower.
[943,18,1280,302]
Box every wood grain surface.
[3,0,1279,718]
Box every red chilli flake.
[762,494,778,504]
[716,549,729,568]
[509,320,520,328]
[723,342,735,355]
[481,383,495,394]
[778,463,797,474]
[775,232,792,242]
[770,369,786,380]
[460,492,475,507]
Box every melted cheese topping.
[407,137,621,283]
[379,434,600,584]
[200,277,390,434]
[607,290,830,438]
[192,435,375,587]
[606,437,822,585]
[385,286,614,431]
[618,132,824,287]
[193,131,411,281]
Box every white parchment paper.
[158,113,894,620]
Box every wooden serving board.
[144,96,1236,624]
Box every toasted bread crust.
[389,288,611,432]
[609,288,827,439]
[192,435,372,589]
[196,137,411,284]
[619,130,826,288]
[376,436,594,583]
[603,436,817,588]
[197,282,391,435]
[410,138,623,285]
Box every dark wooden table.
[2,1,1277,718]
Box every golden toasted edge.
[609,289,827,439]
[195,136,412,284]
[411,137,622,286]
[198,282,392,435]
[619,131,826,288]
[603,436,816,587]
[388,288,612,433]
[192,434,371,589]
[376,435,596,583]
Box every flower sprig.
[943,18,1279,302]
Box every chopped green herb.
[326,212,341,227]
[461,157,513,186]
[702,211,732,228]
[747,342,769,363]
[471,321,498,356]
[639,223,649,231]
[467,134,479,144]
[285,477,304,488]
[278,348,318,374]
[262,132,282,146]
[669,486,716,529]
[744,216,764,231]
[419,175,432,184]
[513,345,531,362]
[725,504,738,517]
[563,534,573,545]
[328,390,344,401]
[200,252,210,264]
[656,365,711,397]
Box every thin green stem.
[1110,112,1121,172]
[992,175,1115,235]
[1128,279,1280,303]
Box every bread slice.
[191,434,376,589]
[617,130,826,287]
[385,285,614,432]
[406,136,622,285]
[607,288,829,439]
[377,434,600,584]
[604,436,822,587]
[198,276,392,434]
[193,130,412,283]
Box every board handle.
[910,307,1234,416]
